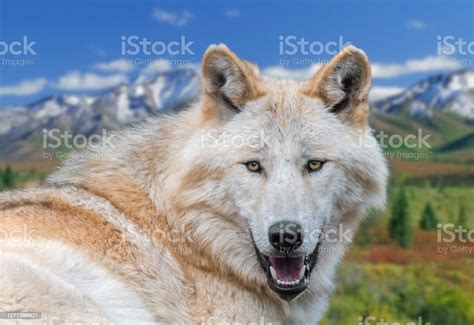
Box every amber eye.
[245,161,261,173]
[307,159,324,172]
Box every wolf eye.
[307,159,325,172]
[245,161,261,173]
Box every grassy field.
[322,185,474,324]
[323,256,474,324]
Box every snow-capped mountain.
[372,69,474,120]
[0,68,473,161]
[0,68,201,160]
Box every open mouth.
[254,244,320,302]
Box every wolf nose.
[268,221,304,251]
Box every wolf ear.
[302,46,371,127]
[201,44,264,116]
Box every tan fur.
[0,44,387,324]
[302,46,372,127]
[201,44,266,119]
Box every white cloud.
[369,86,404,101]
[87,44,107,57]
[0,78,47,96]
[225,9,240,17]
[94,59,135,73]
[406,19,427,30]
[55,71,127,91]
[371,56,461,78]
[152,8,194,27]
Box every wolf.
[0,44,388,324]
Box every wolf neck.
[48,105,203,247]
[46,104,271,297]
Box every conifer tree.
[389,188,413,248]
[3,165,16,189]
[419,201,439,230]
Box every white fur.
[0,241,154,324]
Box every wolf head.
[169,44,388,304]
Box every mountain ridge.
[372,69,474,121]
[0,68,472,161]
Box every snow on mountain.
[372,69,474,120]
[0,67,472,161]
[0,68,201,160]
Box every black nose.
[268,221,304,251]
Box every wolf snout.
[268,221,304,252]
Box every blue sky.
[0,0,473,106]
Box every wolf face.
[192,44,388,302]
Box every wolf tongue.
[268,256,305,281]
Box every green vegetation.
[3,165,16,189]
[389,188,413,248]
[458,204,468,229]
[322,184,474,325]
[379,186,474,228]
[323,261,474,325]
[437,132,474,153]
[0,165,45,191]
[357,216,374,248]
[370,110,474,150]
[419,201,439,230]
